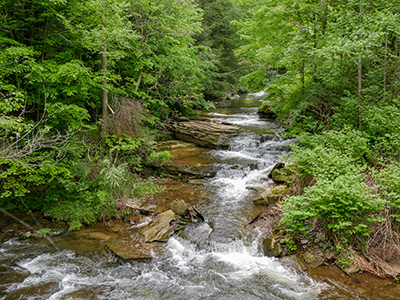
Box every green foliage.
[281,127,385,245]
[46,102,90,131]
[42,155,163,231]
[130,180,163,198]
[148,150,172,166]
[294,127,373,164]
[34,228,52,238]
[104,135,154,172]
[375,162,400,223]
[281,172,384,241]
[283,235,297,251]
[195,0,248,99]
[234,0,400,135]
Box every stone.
[60,286,113,300]
[253,185,287,206]
[188,179,208,185]
[315,232,325,242]
[268,163,295,183]
[21,231,32,239]
[281,255,308,271]
[107,236,164,261]
[300,239,309,245]
[161,161,217,179]
[337,261,360,275]
[324,249,335,260]
[171,120,240,149]
[304,251,324,269]
[169,200,188,216]
[262,236,283,257]
[258,102,277,119]
[140,210,176,242]
[4,281,60,300]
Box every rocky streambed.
[1,95,400,300]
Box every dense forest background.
[2,0,400,273]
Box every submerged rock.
[171,120,240,149]
[160,162,216,179]
[106,236,164,261]
[0,266,30,294]
[4,281,60,300]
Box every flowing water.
[1,95,398,299]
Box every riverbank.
[1,94,398,300]
[2,176,400,299]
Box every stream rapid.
[2,94,390,299]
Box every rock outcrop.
[171,120,240,149]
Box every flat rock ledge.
[171,120,240,149]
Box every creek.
[0,94,399,299]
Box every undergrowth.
[280,127,400,278]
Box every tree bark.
[358,0,363,128]
[384,31,388,95]
[391,35,398,95]
[101,37,108,133]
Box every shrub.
[375,162,400,224]
[281,172,385,244]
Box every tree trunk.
[101,37,108,133]
[384,31,388,96]
[358,0,363,128]
[391,35,398,95]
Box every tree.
[118,0,212,120]
[234,0,400,133]
[195,0,247,99]
[62,0,137,132]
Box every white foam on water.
[164,237,326,300]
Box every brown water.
[1,94,399,300]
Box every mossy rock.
[262,236,283,257]
[253,185,287,206]
[269,163,296,183]
[258,102,277,119]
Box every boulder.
[336,251,360,275]
[268,163,295,183]
[170,200,188,217]
[303,251,324,269]
[171,120,240,149]
[253,185,287,206]
[268,162,285,179]
[263,236,283,257]
[258,101,277,119]
[140,210,176,242]
[337,261,360,275]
